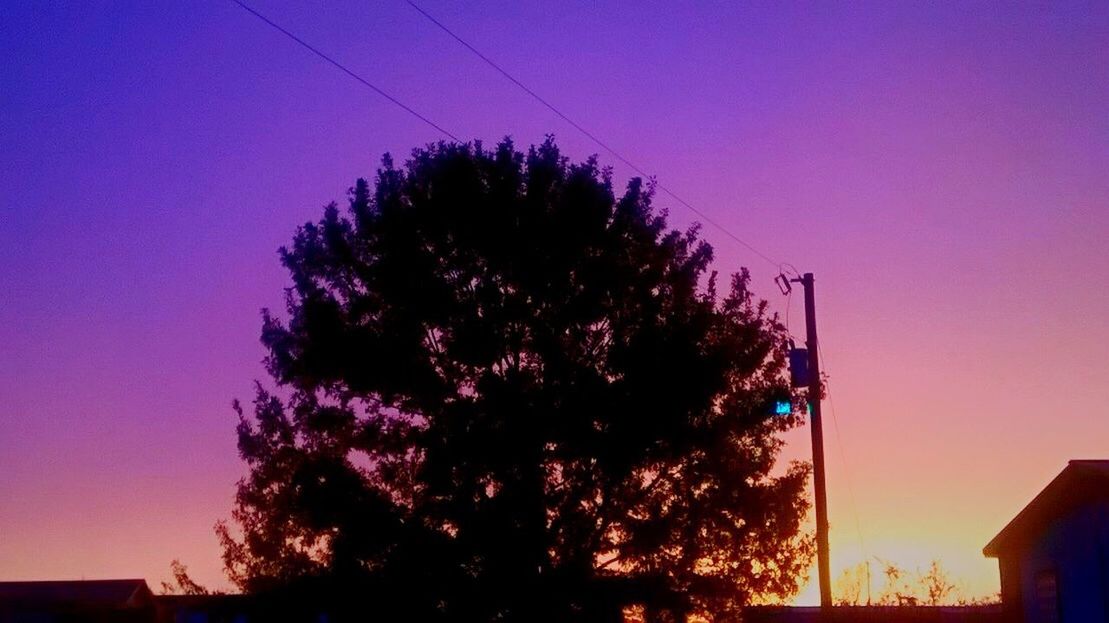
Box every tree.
[160,560,212,596]
[218,138,813,622]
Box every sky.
[1,0,1107,604]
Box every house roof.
[0,579,154,608]
[983,460,1109,558]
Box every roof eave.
[982,460,1109,558]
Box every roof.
[0,579,154,608]
[983,460,1109,557]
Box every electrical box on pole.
[789,345,810,388]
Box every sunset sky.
[2,1,1107,604]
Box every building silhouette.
[984,460,1109,623]
[0,579,156,622]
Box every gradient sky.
[2,0,1107,604]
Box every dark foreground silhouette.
[0,579,1009,623]
[216,138,812,622]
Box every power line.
[234,0,784,269]
[817,343,869,591]
[231,0,460,142]
[407,1,781,269]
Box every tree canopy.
[218,138,812,622]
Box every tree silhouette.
[160,560,213,596]
[218,138,812,622]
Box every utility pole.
[792,272,832,610]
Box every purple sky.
[2,0,1107,603]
